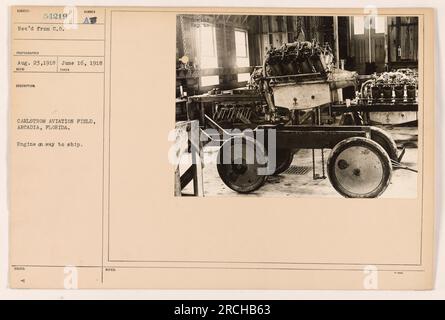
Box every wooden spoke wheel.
[327,137,392,198]
[272,149,295,175]
[217,138,267,193]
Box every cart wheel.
[327,137,392,198]
[273,149,295,175]
[217,137,267,193]
[370,126,398,162]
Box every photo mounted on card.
[9,6,435,289]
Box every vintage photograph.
[7,5,436,292]
[174,14,419,198]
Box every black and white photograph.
[3,1,440,297]
[175,14,419,198]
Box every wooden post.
[333,16,343,102]
[173,120,204,197]
[368,18,372,64]
[174,166,182,196]
[190,120,204,196]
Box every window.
[237,73,250,82]
[235,29,249,67]
[375,16,386,34]
[196,24,218,69]
[196,23,219,87]
[201,75,219,87]
[353,16,365,35]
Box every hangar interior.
[175,15,419,198]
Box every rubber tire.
[327,137,392,198]
[370,126,398,162]
[217,137,267,194]
[273,149,295,175]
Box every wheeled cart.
[185,84,416,198]
[214,124,399,198]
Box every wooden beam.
[333,16,340,68]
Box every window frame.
[353,16,365,35]
[234,28,250,68]
[196,22,218,69]
[374,16,387,34]
[237,72,251,83]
